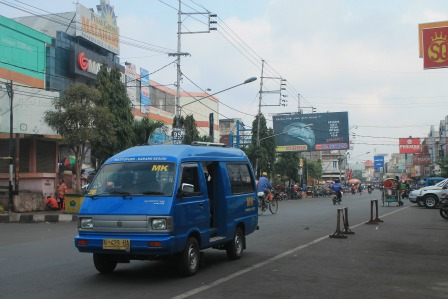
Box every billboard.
[76,2,120,54]
[413,154,431,165]
[374,156,384,171]
[272,112,349,152]
[399,138,421,154]
[125,63,138,108]
[422,26,448,69]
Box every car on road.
[409,178,448,208]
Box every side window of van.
[226,163,255,195]
[178,163,202,196]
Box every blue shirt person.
[257,172,273,194]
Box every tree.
[93,65,134,166]
[134,118,165,145]
[274,152,300,183]
[44,84,114,193]
[436,157,448,177]
[245,114,276,177]
[173,114,210,144]
[307,159,323,181]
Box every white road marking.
[172,205,410,299]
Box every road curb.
[0,213,77,223]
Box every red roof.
[364,160,374,167]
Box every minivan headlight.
[151,218,167,230]
[79,217,94,229]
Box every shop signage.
[413,154,431,165]
[71,44,124,81]
[422,26,448,69]
[75,1,120,54]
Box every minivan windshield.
[86,162,176,197]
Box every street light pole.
[180,77,257,110]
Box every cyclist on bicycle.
[331,179,343,202]
[257,172,273,210]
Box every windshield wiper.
[142,191,165,195]
[109,190,132,198]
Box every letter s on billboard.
[398,138,421,154]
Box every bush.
[0,204,5,213]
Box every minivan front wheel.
[178,237,200,276]
[93,253,117,274]
[424,195,438,209]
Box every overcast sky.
[3,0,448,164]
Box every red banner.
[413,154,431,165]
[423,27,448,69]
[399,138,421,154]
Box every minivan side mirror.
[181,183,194,193]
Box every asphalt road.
[1,190,447,299]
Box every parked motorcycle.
[438,194,448,220]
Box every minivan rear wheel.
[226,227,244,260]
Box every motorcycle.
[332,191,342,205]
[351,188,356,195]
[438,194,448,220]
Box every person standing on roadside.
[57,179,67,210]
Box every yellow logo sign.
[246,197,254,206]
[152,165,168,172]
[428,32,448,63]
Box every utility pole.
[6,80,13,212]
[255,60,265,176]
[169,0,217,127]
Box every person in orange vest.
[44,196,59,211]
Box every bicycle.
[258,191,278,215]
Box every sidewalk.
[0,210,77,223]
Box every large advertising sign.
[413,154,431,165]
[374,156,384,171]
[0,79,59,135]
[272,112,349,152]
[76,1,119,54]
[399,138,421,154]
[422,26,448,69]
[71,44,124,80]
[140,68,150,114]
[125,63,138,108]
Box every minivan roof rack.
[191,141,227,147]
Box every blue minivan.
[75,143,258,276]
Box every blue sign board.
[374,156,384,170]
[140,68,150,114]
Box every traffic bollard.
[373,199,384,223]
[342,207,354,234]
[366,199,384,225]
[330,208,347,239]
